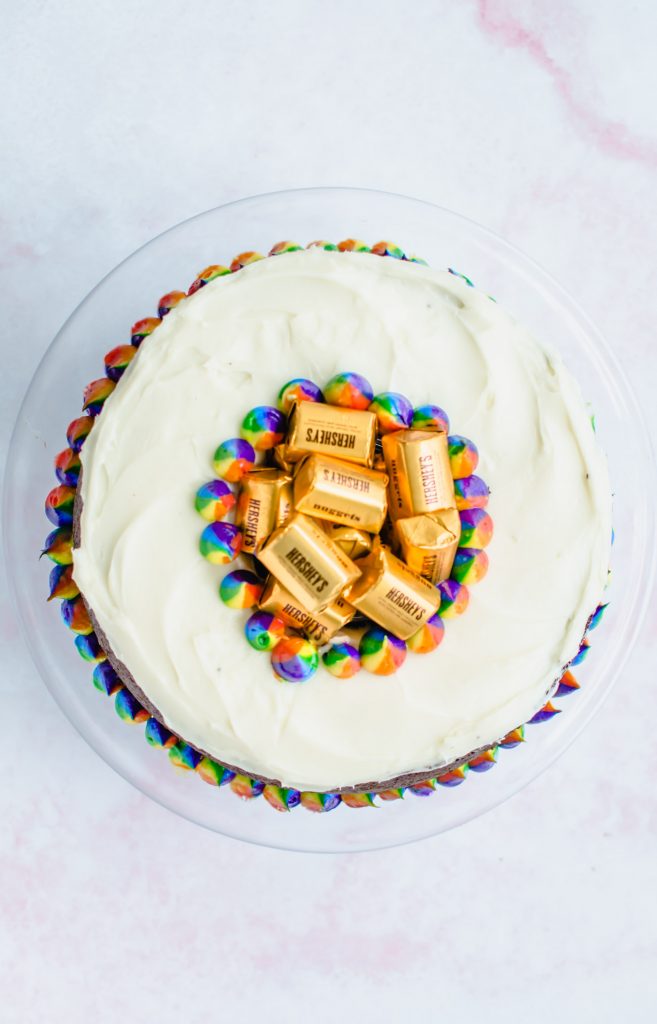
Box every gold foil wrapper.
[382,429,455,520]
[344,542,441,640]
[276,478,294,528]
[259,512,361,612]
[286,402,377,467]
[293,454,388,533]
[322,523,373,561]
[259,577,355,645]
[271,444,295,473]
[235,468,290,554]
[393,508,461,584]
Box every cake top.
[72,249,611,791]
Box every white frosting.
[73,250,611,791]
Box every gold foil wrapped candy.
[293,454,388,533]
[321,523,373,561]
[285,401,377,467]
[393,508,461,584]
[344,542,441,640]
[235,468,291,554]
[259,512,361,612]
[259,577,355,645]
[382,429,455,520]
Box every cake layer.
[73,249,611,791]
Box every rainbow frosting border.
[43,239,608,813]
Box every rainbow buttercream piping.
[407,613,444,654]
[324,372,374,411]
[368,391,413,433]
[74,633,105,662]
[45,485,75,528]
[157,291,186,318]
[322,642,361,679]
[42,527,73,565]
[194,480,236,522]
[245,610,287,652]
[458,509,494,549]
[131,317,161,345]
[219,569,263,610]
[240,405,286,451]
[448,435,479,479]
[48,564,79,601]
[436,579,469,618]
[188,265,230,295]
[104,344,137,382]
[411,404,450,433]
[230,251,264,272]
[272,636,319,683]
[269,241,303,256]
[199,522,242,565]
[359,627,407,676]
[277,378,324,415]
[54,448,81,487]
[454,475,490,511]
[66,415,94,451]
[213,438,256,483]
[82,377,115,415]
[451,548,489,586]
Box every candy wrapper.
[286,401,377,467]
[344,542,440,640]
[259,576,355,645]
[382,429,455,520]
[259,512,361,612]
[393,508,461,584]
[293,454,388,533]
[235,468,290,554]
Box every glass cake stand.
[4,188,655,853]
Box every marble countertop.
[2,2,656,1020]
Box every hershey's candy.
[344,542,441,640]
[286,401,377,467]
[294,454,388,533]
[393,508,461,584]
[322,523,373,561]
[382,429,455,520]
[235,468,290,554]
[259,577,355,645]
[259,512,361,612]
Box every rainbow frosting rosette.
[199,522,242,565]
[245,610,287,652]
[324,372,374,411]
[407,613,444,654]
[213,438,256,482]
[195,480,236,522]
[277,378,324,415]
[369,391,413,432]
[359,628,407,676]
[219,570,263,610]
[240,406,286,451]
[411,404,450,433]
[272,636,319,683]
[322,642,361,679]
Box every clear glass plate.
[4,187,655,852]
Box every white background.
[2,1,656,1020]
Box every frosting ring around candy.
[43,237,605,811]
[206,369,493,681]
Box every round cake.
[67,245,611,794]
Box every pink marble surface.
[1,1,656,1019]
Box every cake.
[45,239,611,810]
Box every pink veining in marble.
[475,0,657,168]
